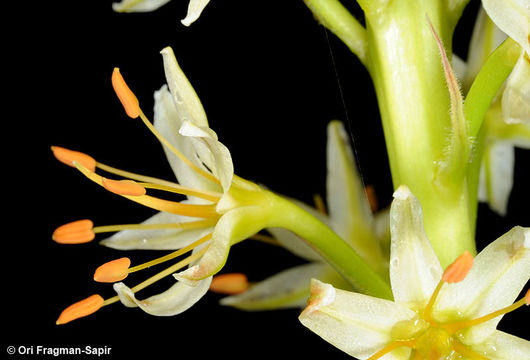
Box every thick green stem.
[364,1,476,266]
[267,193,393,300]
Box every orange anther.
[442,251,474,283]
[52,220,95,244]
[209,273,249,295]
[56,294,104,325]
[102,178,146,196]
[51,146,96,172]
[112,68,140,118]
[365,185,378,213]
[93,257,131,283]
[525,289,530,305]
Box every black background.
[5,0,528,358]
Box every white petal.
[326,121,385,268]
[179,121,234,192]
[160,47,209,127]
[482,0,530,55]
[299,279,415,360]
[220,263,349,311]
[389,186,443,310]
[112,0,171,12]
[100,211,214,250]
[176,206,268,281]
[435,227,530,344]
[113,276,212,316]
[502,54,530,125]
[153,85,220,194]
[267,227,322,262]
[481,142,515,215]
[471,330,530,359]
[181,0,211,26]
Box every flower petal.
[179,121,234,192]
[267,227,322,262]
[482,0,530,55]
[220,263,349,311]
[99,211,213,250]
[112,0,171,12]
[299,279,415,360]
[176,206,269,282]
[113,276,212,316]
[389,186,443,310]
[160,47,209,127]
[479,142,515,216]
[181,0,211,26]
[471,330,530,359]
[435,226,530,343]
[326,121,385,270]
[502,54,530,125]
[153,85,220,194]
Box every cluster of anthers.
[365,251,529,359]
[52,67,249,325]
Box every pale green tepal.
[112,0,211,26]
[220,121,390,310]
[299,186,530,360]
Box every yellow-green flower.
[299,186,529,359]
[112,0,210,26]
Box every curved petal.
[176,206,269,282]
[153,85,220,195]
[180,121,234,192]
[220,263,349,311]
[435,226,530,344]
[160,47,209,127]
[326,121,384,267]
[267,227,322,262]
[471,330,530,359]
[482,0,530,55]
[112,0,171,12]
[113,276,212,316]
[389,186,442,310]
[99,211,213,250]
[181,0,211,26]
[299,279,415,360]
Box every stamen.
[313,194,327,214]
[51,146,96,172]
[127,233,212,274]
[442,289,530,334]
[452,340,489,360]
[423,251,474,323]
[366,339,416,360]
[249,233,281,246]
[94,257,131,283]
[102,178,146,196]
[93,219,216,234]
[73,161,219,218]
[365,185,378,213]
[56,294,104,325]
[112,68,140,118]
[139,182,220,202]
[442,251,473,283]
[52,220,95,244]
[210,273,249,295]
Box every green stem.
[267,193,393,300]
[465,38,521,138]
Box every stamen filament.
[452,340,489,360]
[442,296,528,334]
[138,110,220,185]
[93,219,216,234]
[366,339,416,360]
[422,280,444,324]
[101,245,209,307]
[73,161,219,218]
[96,161,222,202]
[127,233,213,273]
[249,233,281,246]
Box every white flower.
[112,0,211,26]
[299,186,530,359]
